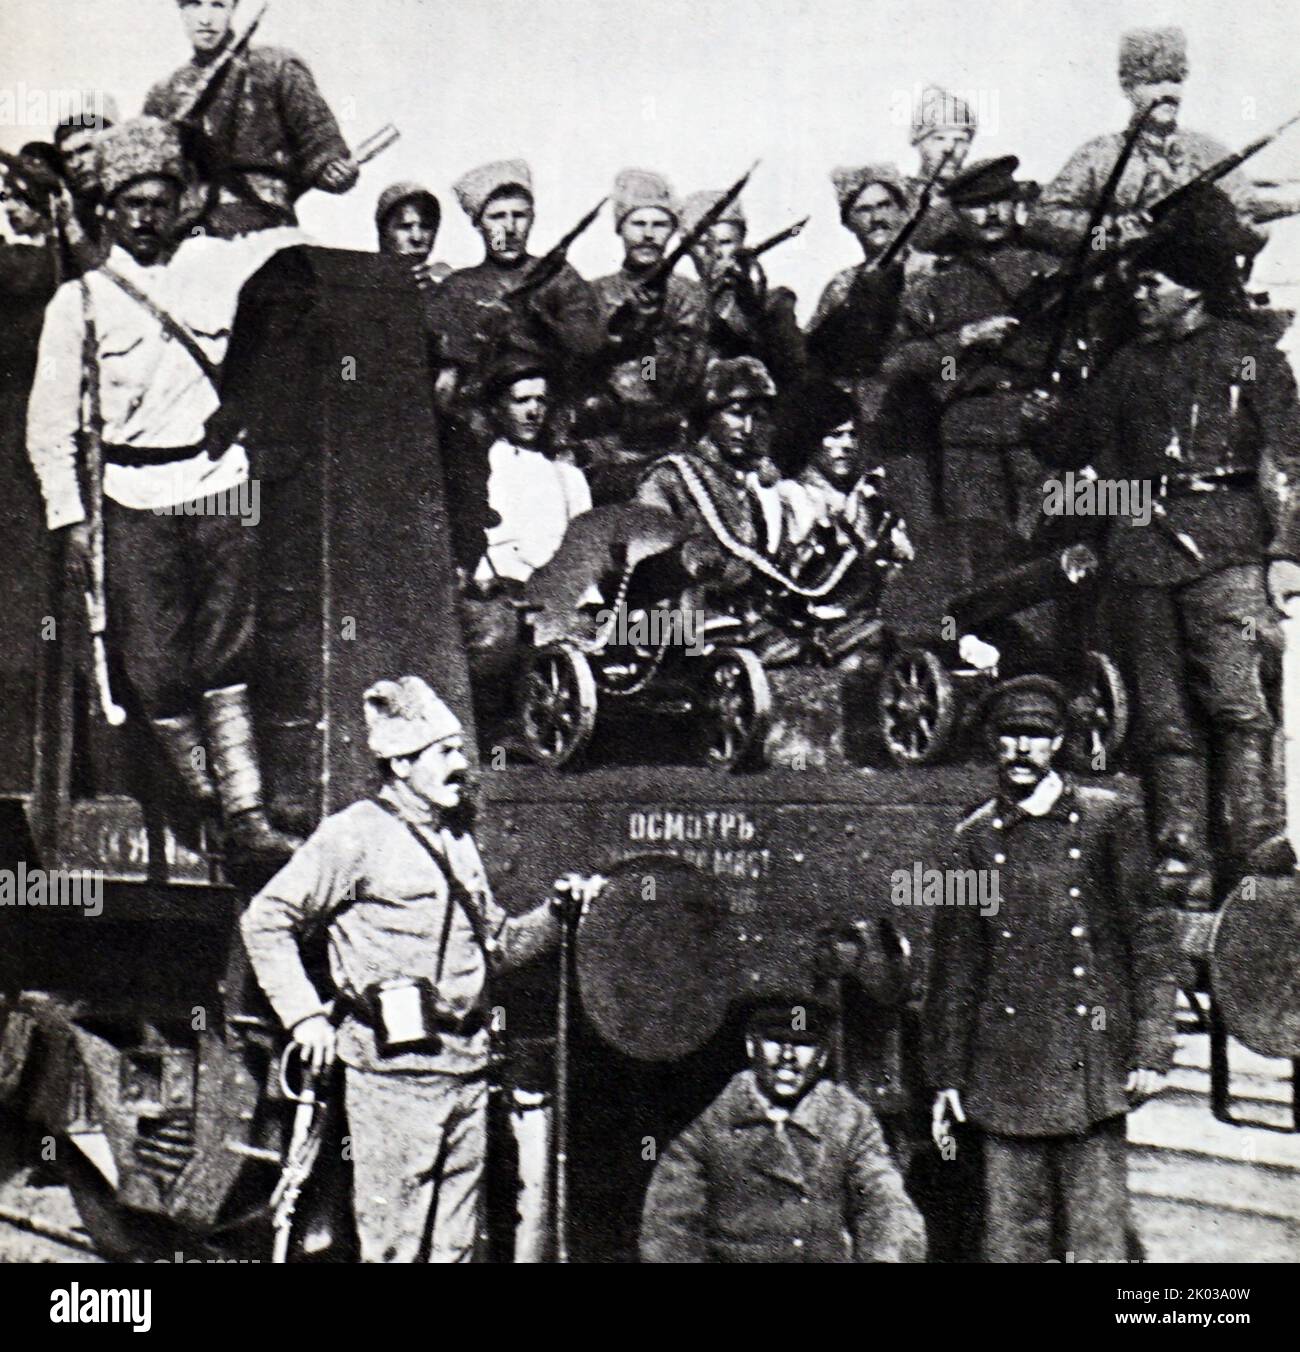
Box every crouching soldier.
[640,997,923,1262]
[925,677,1176,1262]
[241,676,603,1262]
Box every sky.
[3,0,1299,315]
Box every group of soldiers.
[3,3,1300,1262]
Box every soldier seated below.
[640,997,925,1263]
[473,351,592,594]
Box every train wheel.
[1065,649,1129,773]
[696,647,772,770]
[877,648,957,766]
[518,644,598,768]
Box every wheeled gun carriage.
[0,247,1297,1263]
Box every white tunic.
[475,438,591,585]
[26,228,309,529]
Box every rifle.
[641,160,759,294]
[748,215,810,260]
[270,1044,325,1264]
[77,283,126,727]
[1037,99,1161,381]
[871,145,956,273]
[505,195,609,303]
[171,1,269,130]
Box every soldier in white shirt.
[474,353,591,591]
[26,117,306,855]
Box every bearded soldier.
[25,117,306,855]
[1035,27,1291,251]
[589,169,710,504]
[426,159,603,418]
[145,0,358,238]
[241,675,602,1263]
[1055,187,1300,896]
[680,189,805,391]
[926,677,1174,1263]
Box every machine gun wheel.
[695,647,772,770]
[1063,650,1129,773]
[518,643,598,768]
[877,647,958,766]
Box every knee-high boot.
[203,684,304,858]
[149,712,218,807]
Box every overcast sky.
[4,0,1299,313]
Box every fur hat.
[678,188,745,238]
[453,159,532,222]
[910,84,978,146]
[375,180,441,234]
[95,117,186,200]
[743,996,833,1044]
[1118,26,1188,85]
[830,163,910,220]
[700,356,778,411]
[1136,184,1255,301]
[363,676,462,759]
[612,168,677,230]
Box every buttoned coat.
[639,1070,924,1263]
[924,780,1176,1137]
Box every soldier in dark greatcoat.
[1053,186,1300,894]
[640,998,924,1262]
[926,676,1175,1263]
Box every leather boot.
[150,712,218,808]
[1218,727,1283,870]
[203,684,304,858]
[1149,754,1215,910]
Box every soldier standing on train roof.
[1051,185,1300,896]
[925,676,1175,1263]
[904,84,977,255]
[426,159,603,418]
[1034,26,1295,251]
[679,188,806,391]
[25,117,309,857]
[241,675,605,1263]
[588,169,710,504]
[640,997,924,1262]
[145,0,358,238]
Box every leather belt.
[104,442,210,469]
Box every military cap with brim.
[780,376,859,460]
[743,996,834,1043]
[982,674,1069,738]
[1134,184,1257,298]
[483,345,551,400]
[945,156,1032,207]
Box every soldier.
[926,676,1174,1263]
[1055,187,1300,893]
[145,0,358,238]
[474,352,592,591]
[25,117,306,855]
[1035,26,1289,251]
[640,997,924,1262]
[375,180,448,290]
[51,93,121,275]
[888,156,1061,551]
[904,84,978,254]
[636,355,785,589]
[679,188,805,390]
[806,164,911,383]
[589,169,710,504]
[426,159,603,418]
[240,675,602,1262]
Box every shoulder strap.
[372,799,494,970]
[98,264,222,387]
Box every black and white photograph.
[0,0,1298,1317]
